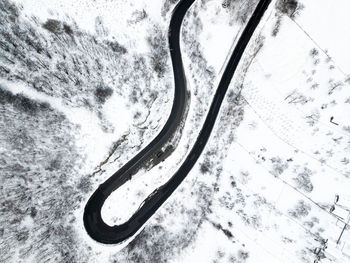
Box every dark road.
[84,0,272,244]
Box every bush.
[63,24,73,35]
[224,0,258,25]
[271,15,282,37]
[43,19,73,36]
[94,85,113,104]
[161,0,178,17]
[238,250,249,261]
[288,200,311,219]
[270,157,289,177]
[0,0,19,22]
[147,26,168,78]
[0,86,49,114]
[310,48,319,58]
[77,176,92,194]
[293,167,314,193]
[106,40,127,54]
[200,158,212,174]
[276,0,304,18]
[43,19,63,34]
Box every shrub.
[310,48,319,58]
[0,0,19,22]
[270,157,289,177]
[63,24,73,35]
[161,0,178,17]
[77,176,92,194]
[293,167,314,193]
[43,19,63,34]
[43,19,73,36]
[271,15,282,37]
[276,0,304,18]
[288,200,311,219]
[0,86,49,114]
[106,40,127,54]
[147,26,168,78]
[238,250,249,260]
[200,158,212,174]
[94,85,113,104]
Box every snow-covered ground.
[177,0,350,262]
[1,0,174,261]
[1,0,350,262]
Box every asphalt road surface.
[84,0,272,244]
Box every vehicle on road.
[156,150,164,158]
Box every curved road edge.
[84,0,272,244]
[83,0,196,243]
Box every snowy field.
[1,0,350,262]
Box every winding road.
[84,0,272,244]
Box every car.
[156,150,164,158]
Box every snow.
[73,0,350,261]
[0,80,131,174]
[296,0,350,73]
[197,0,350,261]
[13,0,163,51]
[197,1,243,74]
[107,0,350,261]
[2,0,350,262]
[100,0,251,231]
